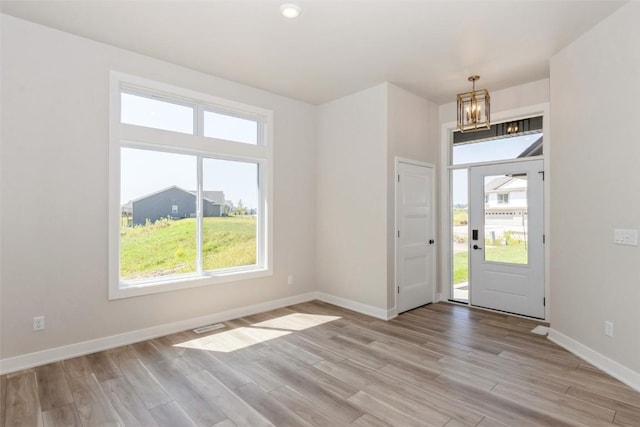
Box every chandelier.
[457,75,490,132]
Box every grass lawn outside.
[120,216,256,280]
[453,251,469,285]
[453,242,528,284]
[453,208,468,226]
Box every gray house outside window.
[128,185,225,226]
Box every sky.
[120,93,259,209]
[452,133,542,166]
[120,92,540,210]
[451,132,542,205]
[121,148,258,208]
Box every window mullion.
[196,105,204,137]
[197,155,203,274]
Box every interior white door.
[469,160,544,318]
[396,161,435,313]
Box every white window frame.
[203,108,262,145]
[109,72,273,300]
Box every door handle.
[473,244,483,250]
[429,239,435,245]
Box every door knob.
[473,244,483,250]
[429,239,435,245]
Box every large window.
[110,73,272,299]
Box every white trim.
[315,292,397,320]
[448,154,543,170]
[548,329,640,393]
[440,121,455,302]
[395,157,434,169]
[114,268,273,299]
[394,157,399,311]
[120,125,270,160]
[443,300,545,322]
[114,71,272,119]
[0,291,400,374]
[0,292,316,375]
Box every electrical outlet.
[287,275,294,285]
[33,316,45,331]
[614,229,638,246]
[605,321,614,338]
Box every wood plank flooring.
[2,301,640,426]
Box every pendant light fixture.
[457,75,491,133]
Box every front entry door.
[396,160,435,313]
[469,160,544,318]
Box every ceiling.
[0,0,626,105]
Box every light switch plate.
[614,229,638,246]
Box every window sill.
[109,267,271,300]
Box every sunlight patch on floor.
[174,327,291,352]
[173,312,341,352]
[251,313,341,331]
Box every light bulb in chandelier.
[456,75,491,132]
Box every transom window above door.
[451,116,543,166]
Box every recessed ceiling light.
[280,3,301,19]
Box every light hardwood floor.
[2,301,640,426]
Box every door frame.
[440,103,551,321]
[394,157,436,313]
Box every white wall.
[316,83,438,313]
[316,83,438,316]
[0,15,439,366]
[550,2,640,374]
[387,84,439,306]
[0,15,317,360]
[316,84,389,310]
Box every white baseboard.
[0,291,405,375]
[314,292,396,320]
[548,328,640,393]
[0,292,316,375]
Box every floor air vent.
[193,323,226,334]
[531,325,549,336]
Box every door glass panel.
[451,169,469,302]
[483,173,528,264]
